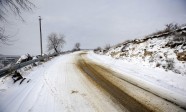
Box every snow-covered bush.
[16,54,32,64]
[165,59,175,70]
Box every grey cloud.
[1,0,186,55]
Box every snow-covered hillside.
[95,25,186,75]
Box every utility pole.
[39,16,43,56]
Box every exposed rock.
[144,49,153,57]
[110,52,120,57]
[12,71,23,83]
[165,42,183,48]
[177,51,186,61]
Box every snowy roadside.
[86,51,186,108]
[0,55,66,112]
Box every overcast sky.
[1,0,186,55]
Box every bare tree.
[47,33,66,53]
[0,27,10,44]
[104,44,111,50]
[0,0,35,21]
[0,0,35,44]
[72,43,80,51]
[75,43,80,50]
[94,46,102,52]
[96,46,101,50]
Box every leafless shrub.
[75,43,80,50]
[149,23,182,37]
[94,47,101,52]
[165,23,174,32]
[165,23,181,31]
[165,59,175,70]
[121,43,130,52]
[172,30,186,42]
[104,44,111,50]
[102,44,111,54]
[97,47,102,50]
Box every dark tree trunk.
[54,47,58,53]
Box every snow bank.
[87,51,186,108]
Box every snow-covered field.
[87,51,186,109]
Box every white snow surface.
[87,51,186,108]
[0,52,127,112]
[0,51,186,111]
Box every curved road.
[0,52,185,112]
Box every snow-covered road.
[0,51,185,112]
[0,52,128,112]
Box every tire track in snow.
[77,58,150,112]
[77,52,185,112]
